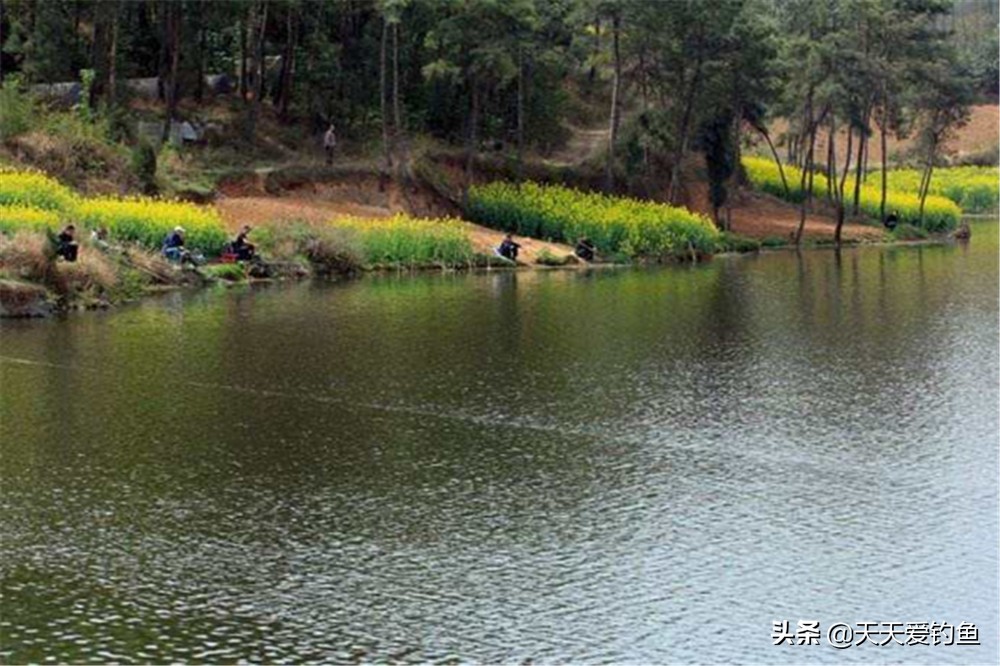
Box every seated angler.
[575,236,595,262]
[497,234,522,262]
[162,226,190,263]
[232,225,256,261]
[884,210,899,231]
[56,224,79,262]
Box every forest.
[0,0,997,244]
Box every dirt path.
[543,125,609,167]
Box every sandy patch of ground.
[727,194,886,242]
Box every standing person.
[323,123,337,165]
[56,224,79,262]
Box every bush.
[535,248,573,265]
[131,141,158,195]
[203,263,247,282]
[742,156,961,232]
[0,80,36,140]
[328,215,474,268]
[467,181,719,260]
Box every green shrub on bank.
[742,156,961,232]
[716,232,762,253]
[203,263,247,282]
[467,181,718,259]
[328,215,474,268]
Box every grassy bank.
[0,228,201,316]
[467,181,719,260]
[741,156,962,232]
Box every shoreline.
[1,231,973,319]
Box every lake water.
[2,222,997,664]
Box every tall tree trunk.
[667,56,703,204]
[392,21,402,143]
[589,14,600,83]
[880,110,888,225]
[107,2,119,107]
[161,1,181,143]
[795,105,828,245]
[195,4,205,103]
[834,125,854,247]
[91,0,111,107]
[604,12,621,191]
[918,141,937,225]
[795,122,818,245]
[918,162,934,224]
[239,11,248,99]
[756,124,789,196]
[245,0,268,142]
[463,80,479,205]
[275,6,296,117]
[516,45,525,186]
[640,46,650,173]
[852,117,867,215]
[380,17,392,171]
[825,118,836,204]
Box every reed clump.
[327,214,474,268]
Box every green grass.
[328,215,474,268]
[467,181,719,260]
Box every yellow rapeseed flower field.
[742,156,961,232]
